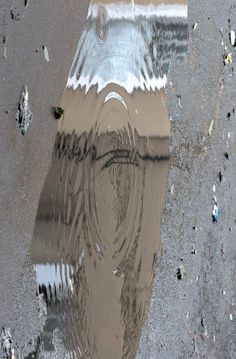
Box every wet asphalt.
[0,0,235,358]
[138,0,236,358]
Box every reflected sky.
[29,1,188,358]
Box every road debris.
[177,263,186,280]
[10,9,20,21]
[208,119,214,136]
[3,35,7,59]
[218,171,223,182]
[212,200,219,223]
[224,152,229,159]
[223,52,233,65]
[177,95,182,109]
[230,30,236,46]
[25,0,29,7]
[230,313,233,321]
[192,22,198,30]
[0,327,15,359]
[191,244,197,255]
[15,86,33,135]
[43,45,49,62]
[53,106,64,120]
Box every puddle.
[29,1,188,358]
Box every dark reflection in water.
[29,2,188,358]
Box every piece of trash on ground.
[177,264,186,280]
[230,30,236,46]
[224,53,233,65]
[53,106,64,120]
[25,0,29,7]
[15,86,33,135]
[212,202,219,223]
[43,45,49,62]
[192,22,198,30]
[208,119,214,136]
[177,95,182,109]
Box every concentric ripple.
[29,1,188,358]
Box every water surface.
[29,1,188,358]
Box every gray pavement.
[0,0,89,356]
[0,0,235,358]
[137,0,236,358]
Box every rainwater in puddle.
[29,1,188,358]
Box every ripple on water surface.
[29,1,188,358]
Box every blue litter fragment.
[212,203,219,223]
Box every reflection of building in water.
[30,1,188,358]
[68,1,188,94]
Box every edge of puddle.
[137,0,236,358]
